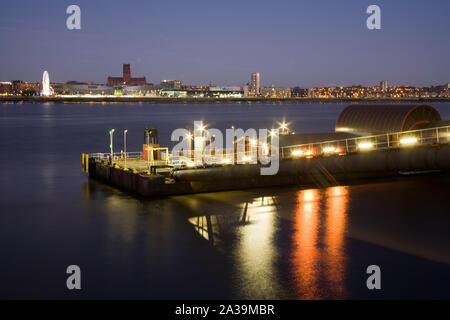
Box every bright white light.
[250,139,257,146]
[305,150,314,156]
[323,147,336,153]
[336,127,351,132]
[221,158,231,164]
[291,150,304,157]
[358,142,373,150]
[242,156,252,162]
[196,123,206,132]
[278,121,289,132]
[186,161,196,168]
[41,71,52,96]
[400,137,418,145]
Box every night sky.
[1,0,449,87]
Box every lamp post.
[109,129,115,158]
[147,143,151,173]
[186,132,193,160]
[278,121,289,134]
[124,129,128,169]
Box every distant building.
[380,80,388,91]
[291,87,309,98]
[209,86,248,98]
[260,86,291,98]
[160,80,182,90]
[107,64,146,86]
[250,73,260,95]
[10,80,39,95]
[52,82,114,95]
[0,82,12,94]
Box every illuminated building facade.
[0,82,12,94]
[250,73,260,95]
[260,86,291,98]
[107,64,146,86]
[160,80,182,90]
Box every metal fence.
[280,125,450,159]
[87,125,450,171]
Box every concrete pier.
[88,144,450,197]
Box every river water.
[0,102,449,299]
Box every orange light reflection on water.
[291,186,349,299]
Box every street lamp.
[109,129,115,157]
[186,132,193,159]
[277,120,290,134]
[269,129,278,138]
[124,129,128,169]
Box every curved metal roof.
[335,104,442,134]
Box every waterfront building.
[107,64,146,86]
[250,73,260,95]
[160,80,182,90]
[291,87,309,98]
[52,82,114,95]
[380,80,388,91]
[260,86,291,98]
[209,86,248,98]
[10,80,39,95]
[0,81,12,95]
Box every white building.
[250,73,260,95]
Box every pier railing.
[87,125,449,172]
[280,125,450,159]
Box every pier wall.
[88,160,192,196]
[89,145,450,197]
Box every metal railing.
[280,125,450,159]
[88,151,143,161]
[87,125,449,172]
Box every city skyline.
[1,0,449,87]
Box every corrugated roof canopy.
[335,104,442,134]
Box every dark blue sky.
[1,0,449,87]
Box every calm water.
[1,102,450,299]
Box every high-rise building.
[250,73,260,95]
[380,80,388,91]
[107,64,146,86]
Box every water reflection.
[234,197,281,298]
[86,179,352,299]
[81,177,450,299]
[324,187,348,298]
[292,189,321,299]
[291,187,349,299]
[185,189,350,299]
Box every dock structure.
[82,104,450,197]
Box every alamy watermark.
[171,121,279,175]
[66,5,81,30]
[366,265,381,290]
[366,5,381,30]
[66,265,81,290]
